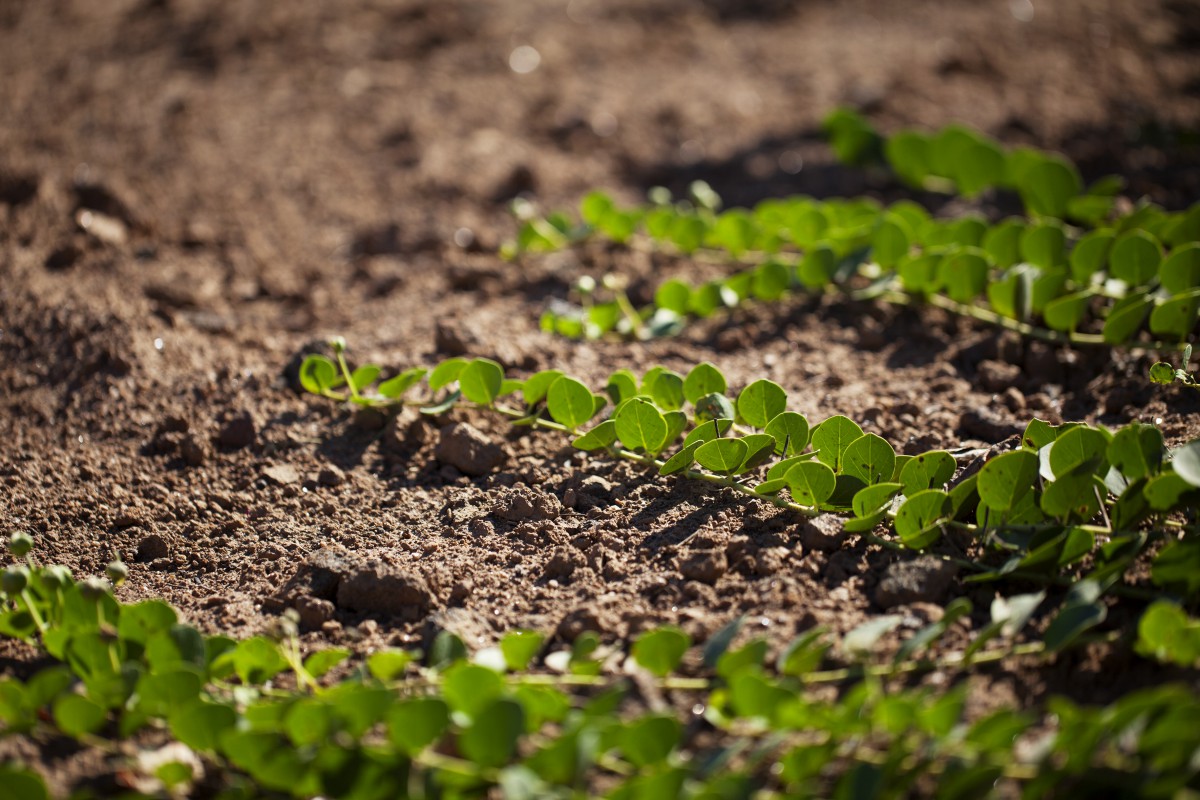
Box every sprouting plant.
[1150,343,1199,390]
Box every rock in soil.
[317,465,345,487]
[262,464,301,486]
[976,359,1023,393]
[798,515,848,552]
[874,557,959,609]
[336,560,435,619]
[435,422,506,477]
[492,486,560,522]
[295,596,335,630]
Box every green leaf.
[1149,289,1200,341]
[841,434,896,485]
[753,260,792,301]
[53,693,107,738]
[1019,157,1083,218]
[981,218,1025,268]
[1069,230,1114,284]
[737,433,777,474]
[632,627,690,677]
[655,279,693,315]
[682,362,727,405]
[871,216,910,268]
[387,697,450,755]
[443,662,504,719]
[1144,472,1194,511]
[977,450,1039,512]
[1107,423,1163,481]
[619,714,681,768]
[303,647,351,679]
[785,460,836,507]
[520,369,564,407]
[1173,441,1200,487]
[614,399,668,454]
[298,355,339,395]
[646,369,685,411]
[1109,230,1162,286]
[169,700,238,752]
[572,420,617,451]
[458,358,504,405]
[459,698,524,768]
[659,442,701,476]
[900,450,956,495]
[499,631,544,671]
[885,130,932,187]
[694,392,736,423]
[937,248,989,303]
[546,376,597,430]
[1048,427,1108,478]
[798,244,838,289]
[852,482,903,518]
[366,649,414,682]
[894,490,950,549]
[349,364,381,392]
[899,253,942,294]
[1150,540,1200,596]
[1043,581,1106,653]
[737,379,788,429]
[764,411,810,456]
[429,358,468,391]
[811,415,865,472]
[1136,602,1200,667]
[377,367,428,399]
[0,766,48,800]
[1160,243,1200,294]
[231,637,288,685]
[1102,292,1153,345]
[1040,465,1102,521]
[1043,290,1093,333]
[136,669,203,716]
[954,137,1007,197]
[1020,223,1066,270]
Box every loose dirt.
[2,0,1199,792]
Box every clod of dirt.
[317,465,345,487]
[1024,342,1065,386]
[273,548,353,605]
[543,546,584,580]
[216,411,256,449]
[381,407,431,455]
[336,560,435,619]
[136,534,170,562]
[262,464,300,486]
[873,557,959,609]
[492,486,560,522]
[977,360,1023,393]
[679,549,727,585]
[180,433,209,467]
[295,596,335,630]
[435,422,506,477]
[798,515,848,553]
[958,407,1021,443]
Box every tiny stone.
[180,433,208,466]
[295,596,335,630]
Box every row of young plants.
[2,530,1199,800]
[513,114,1200,351]
[299,345,1200,637]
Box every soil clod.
[873,557,960,609]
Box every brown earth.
[2,0,1200,793]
